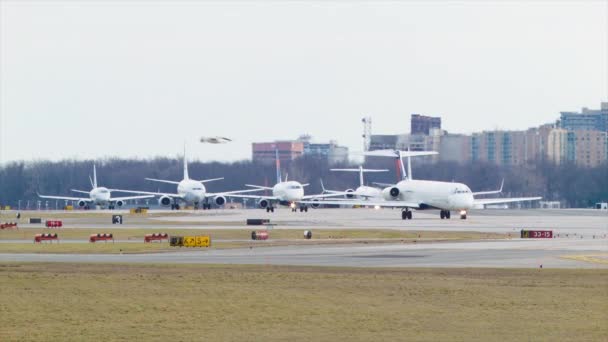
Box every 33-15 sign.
[521,230,553,239]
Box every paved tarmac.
[1,208,607,268]
[0,238,606,268]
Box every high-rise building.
[566,130,608,167]
[560,102,608,132]
[411,114,441,135]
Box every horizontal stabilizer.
[363,150,438,158]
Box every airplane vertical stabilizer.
[183,144,190,180]
[275,149,282,183]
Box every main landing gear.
[440,210,451,219]
[266,206,275,213]
[171,203,181,210]
[401,209,412,220]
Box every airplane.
[200,136,232,144]
[301,150,542,220]
[37,165,154,210]
[320,166,388,200]
[112,148,261,210]
[235,150,349,212]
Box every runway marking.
[560,254,608,265]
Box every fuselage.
[355,185,382,199]
[177,179,207,204]
[273,181,304,202]
[391,180,474,210]
[90,187,111,205]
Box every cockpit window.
[289,185,302,190]
[193,187,203,191]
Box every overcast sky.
[1,1,606,164]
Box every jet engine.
[77,200,87,207]
[159,196,172,207]
[115,200,124,207]
[310,198,321,209]
[345,189,355,199]
[382,187,400,200]
[258,199,269,208]
[215,196,226,206]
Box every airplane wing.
[218,194,280,200]
[110,194,155,202]
[70,189,90,194]
[473,179,504,196]
[473,197,542,206]
[37,193,90,202]
[301,192,357,200]
[245,184,274,190]
[109,189,185,199]
[298,199,420,208]
[145,178,180,185]
[372,182,395,187]
[207,188,265,197]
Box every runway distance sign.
[521,230,553,239]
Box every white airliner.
[321,166,388,200]
[113,150,260,210]
[200,136,232,144]
[302,150,541,220]
[236,150,346,212]
[37,165,153,209]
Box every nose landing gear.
[459,210,467,220]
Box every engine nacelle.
[382,186,400,200]
[258,199,269,208]
[159,196,172,207]
[77,200,87,207]
[215,196,226,206]
[115,200,125,207]
[310,198,321,209]
[345,189,355,199]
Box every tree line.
[0,156,606,208]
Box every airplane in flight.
[302,150,541,220]
[237,150,347,212]
[37,165,153,209]
[320,166,388,200]
[200,136,232,144]
[113,149,261,210]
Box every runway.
[1,238,606,268]
[1,208,607,268]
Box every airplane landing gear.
[299,206,308,212]
[401,209,412,220]
[459,210,467,220]
[440,210,451,219]
[266,206,275,213]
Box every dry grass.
[0,227,506,241]
[0,263,606,341]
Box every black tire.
[401,211,407,220]
[440,211,445,219]
[407,211,412,220]
[447,211,451,219]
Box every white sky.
[1,1,607,163]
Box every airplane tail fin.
[364,149,437,181]
[90,164,98,189]
[330,166,388,186]
[275,149,282,183]
[183,143,189,180]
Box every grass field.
[0,227,506,241]
[0,228,506,254]
[0,263,606,341]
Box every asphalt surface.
[1,208,607,268]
